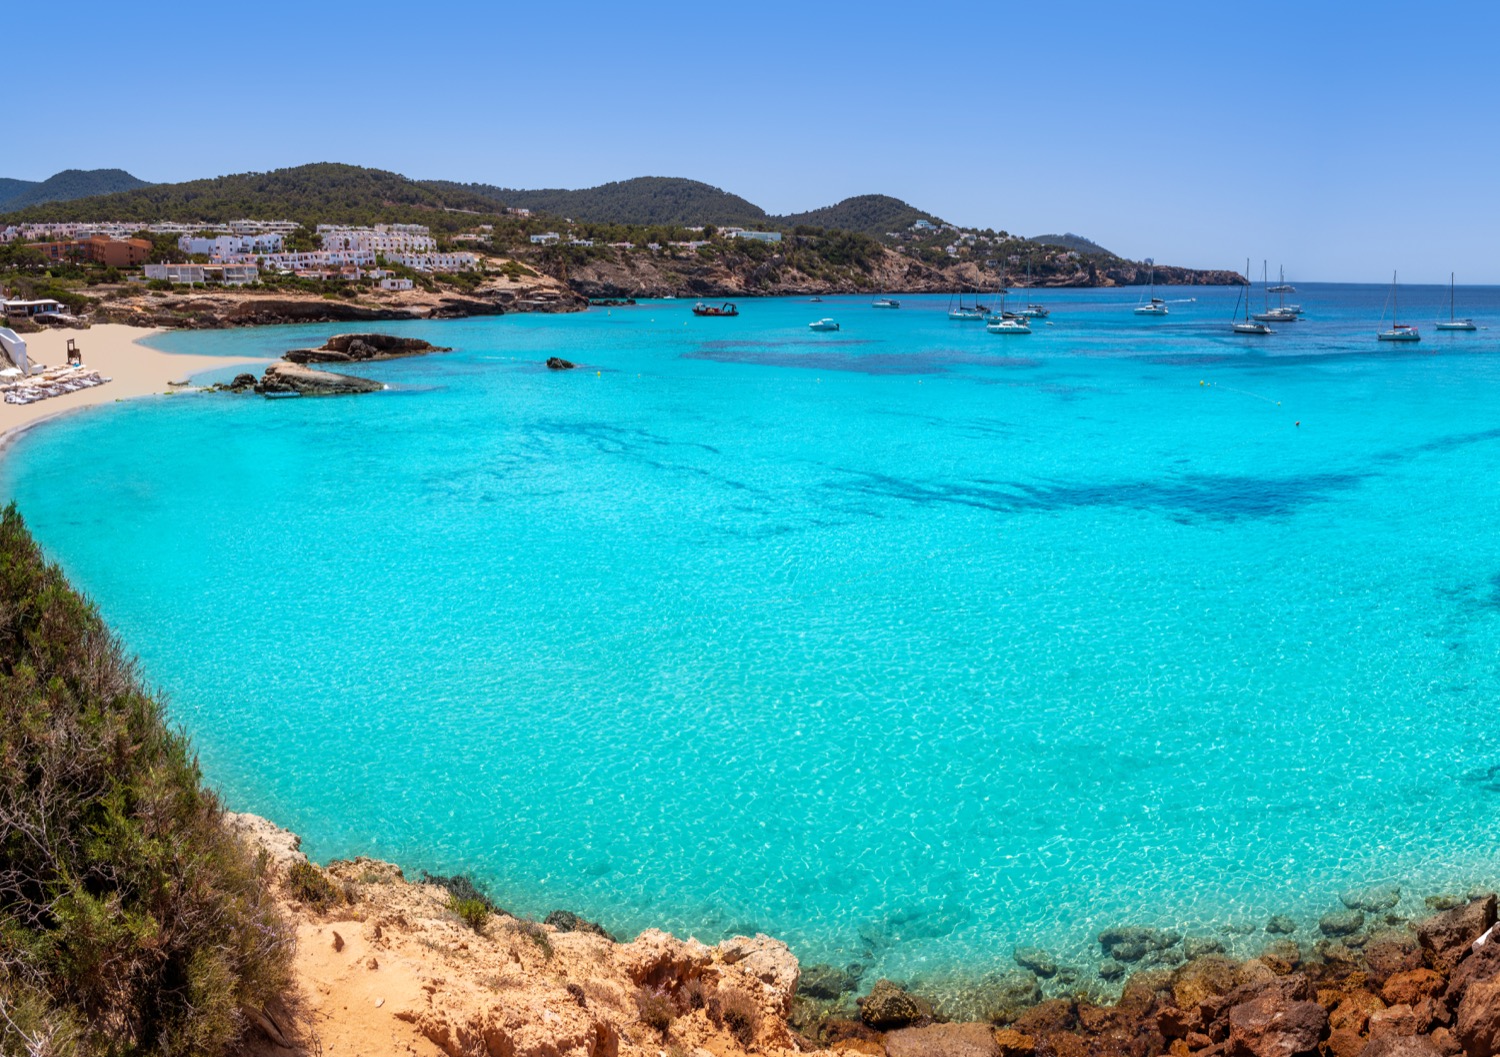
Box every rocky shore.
[227,813,1500,1057]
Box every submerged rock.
[1267,915,1299,935]
[1013,946,1058,978]
[933,971,1040,1024]
[1343,885,1402,913]
[1185,937,1228,960]
[1098,959,1125,981]
[546,356,577,370]
[858,979,931,1030]
[1259,940,1302,975]
[543,909,614,941]
[1320,910,1366,937]
[799,962,861,1001]
[1098,926,1181,963]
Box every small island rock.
[546,357,577,370]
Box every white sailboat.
[1377,271,1421,342]
[1134,265,1169,316]
[948,286,985,321]
[1232,258,1274,335]
[986,263,1031,334]
[1253,264,1299,323]
[1022,255,1049,318]
[1435,272,1476,331]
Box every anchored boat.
[1435,272,1476,331]
[1377,272,1421,342]
[692,302,739,317]
[808,318,840,332]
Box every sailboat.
[1253,263,1300,323]
[986,263,1031,334]
[1134,265,1169,316]
[1377,271,1420,342]
[948,285,985,321]
[1435,272,1476,331]
[1022,254,1050,318]
[1232,259,1274,335]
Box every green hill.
[428,176,770,227]
[0,169,150,211]
[777,194,940,237]
[0,163,505,228]
[1031,232,1115,257]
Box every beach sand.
[0,324,262,440]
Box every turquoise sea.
[6,284,1500,993]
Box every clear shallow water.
[7,284,1500,991]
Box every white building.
[379,277,414,291]
[144,263,259,285]
[529,232,560,245]
[254,250,376,271]
[177,233,285,258]
[317,224,436,255]
[388,251,479,273]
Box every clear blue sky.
[15,0,1500,281]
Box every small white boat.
[1252,307,1299,323]
[1436,272,1476,331]
[948,308,986,321]
[986,318,1032,335]
[808,318,840,332]
[1268,283,1296,293]
[1378,272,1421,342]
[1025,303,1050,318]
[872,297,901,309]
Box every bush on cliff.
[0,505,291,1056]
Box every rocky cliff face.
[561,248,1240,300]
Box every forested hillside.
[432,176,770,227]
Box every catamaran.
[1435,272,1476,331]
[1134,266,1169,316]
[1233,258,1274,335]
[1377,272,1420,342]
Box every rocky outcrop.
[284,333,453,364]
[1417,894,1496,971]
[860,980,933,1030]
[546,356,576,370]
[257,362,383,396]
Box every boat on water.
[1436,272,1477,331]
[692,302,739,317]
[1377,272,1420,342]
[809,296,823,303]
[1134,266,1169,316]
[1253,265,1300,323]
[1022,255,1050,318]
[872,296,901,309]
[808,318,840,332]
[984,265,1029,331]
[1233,258,1274,335]
[948,286,986,320]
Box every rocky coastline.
[226,811,1500,1057]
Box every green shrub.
[448,895,491,934]
[284,860,342,910]
[0,504,291,1056]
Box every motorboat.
[872,297,901,309]
[692,302,739,317]
[1025,304,1050,318]
[808,318,840,332]
[986,317,1032,335]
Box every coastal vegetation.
[432,175,769,228]
[0,506,290,1056]
[0,169,149,212]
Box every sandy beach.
[0,324,262,442]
